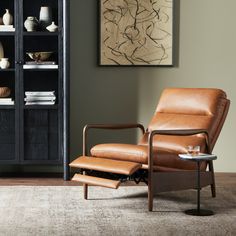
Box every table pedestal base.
[185,209,214,216]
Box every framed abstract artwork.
[99,0,173,66]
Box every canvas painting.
[100,0,173,66]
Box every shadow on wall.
[70,0,141,159]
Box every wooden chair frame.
[82,124,215,211]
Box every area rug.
[0,186,235,236]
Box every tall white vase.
[39,6,52,29]
[3,9,13,25]
[0,41,4,59]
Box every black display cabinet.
[0,0,70,180]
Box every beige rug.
[0,186,235,236]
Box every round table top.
[178,153,217,161]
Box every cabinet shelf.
[0,105,15,109]
[24,105,58,110]
[23,32,59,36]
[0,32,15,36]
[23,68,59,71]
[0,68,15,72]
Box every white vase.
[3,9,13,25]
[24,17,39,32]
[46,22,58,32]
[39,6,52,30]
[0,41,4,59]
[0,58,10,69]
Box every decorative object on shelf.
[24,17,39,32]
[46,22,58,32]
[0,17,3,25]
[3,9,13,25]
[0,41,4,59]
[99,0,173,66]
[25,91,56,105]
[26,51,53,62]
[23,61,58,69]
[0,25,15,31]
[0,98,14,105]
[0,58,10,69]
[0,87,11,97]
[39,6,52,30]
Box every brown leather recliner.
[70,88,230,211]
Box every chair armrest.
[83,123,145,155]
[148,129,210,172]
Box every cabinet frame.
[0,0,70,180]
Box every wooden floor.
[0,173,235,187]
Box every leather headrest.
[156,88,226,116]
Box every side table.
[179,153,217,216]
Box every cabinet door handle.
[15,61,24,65]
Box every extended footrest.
[70,156,141,175]
[72,174,121,189]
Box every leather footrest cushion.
[72,174,121,189]
[69,156,141,175]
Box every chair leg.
[83,170,88,199]
[148,172,153,211]
[209,160,216,198]
[148,186,153,211]
[84,184,88,199]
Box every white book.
[0,25,14,28]
[0,28,15,32]
[25,101,55,105]
[25,91,55,96]
[0,25,15,32]
[23,64,58,69]
[0,98,13,101]
[25,61,56,65]
[24,96,56,101]
[0,101,14,105]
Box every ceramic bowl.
[26,51,53,61]
[0,87,11,97]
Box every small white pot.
[46,22,58,32]
[24,17,39,32]
[0,58,10,69]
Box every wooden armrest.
[82,123,145,155]
[148,129,211,172]
[83,123,145,133]
[149,129,209,137]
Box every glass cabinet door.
[0,0,17,163]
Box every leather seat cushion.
[91,134,207,170]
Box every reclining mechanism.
[70,156,142,189]
[70,88,230,211]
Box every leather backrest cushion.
[156,88,226,116]
[148,113,213,131]
[147,88,229,145]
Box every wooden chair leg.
[148,172,153,211]
[148,187,153,211]
[83,170,88,199]
[84,184,88,199]
[209,160,216,198]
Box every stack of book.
[23,61,58,69]
[0,98,14,105]
[0,25,15,32]
[25,91,56,105]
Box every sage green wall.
[70,0,235,172]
